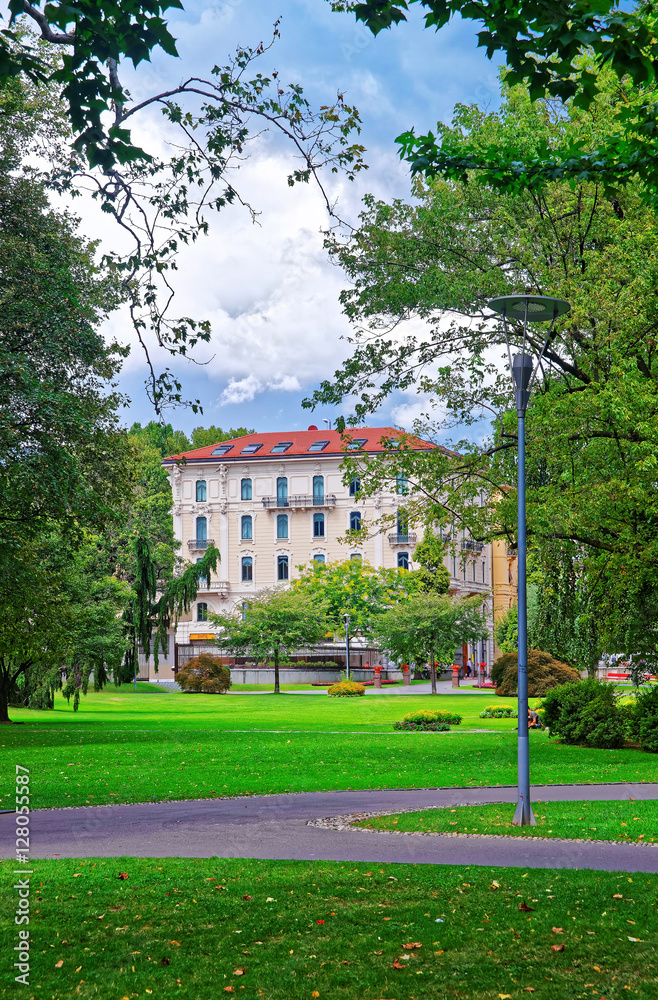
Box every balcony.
[461,539,485,553]
[196,578,230,598]
[261,494,337,510]
[388,532,417,546]
[188,538,215,550]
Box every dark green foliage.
[492,649,580,698]
[479,704,517,719]
[540,678,628,750]
[177,654,231,694]
[632,685,658,753]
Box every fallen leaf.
[97,914,105,920]
[499,995,512,998]
[242,951,250,956]
[551,944,565,952]
[613,894,623,899]
[628,937,641,942]
[312,993,319,999]
[223,989,234,994]
[392,959,405,970]
[55,961,63,968]
[72,874,82,878]
[519,900,535,912]
[171,940,181,946]
[75,966,82,973]
[490,881,501,890]
[523,989,535,993]
[118,873,129,881]
[342,960,352,965]
[233,968,246,976]
[243,894,252,901]
[593,966,602,972]
[551,927,564,934]
[402,942,422,949]
[161,957,170,966]
[374,950,383,955]
[266,897,275,902]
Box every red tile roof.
[163,426,437,463]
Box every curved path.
[2,783,657,872]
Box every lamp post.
[487,294,570,826]
[343,613,351,680]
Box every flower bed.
[327,681,366,697]
[479,704,518,719]
[393,709,462,731]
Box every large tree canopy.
[307,77,658,666]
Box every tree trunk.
[274,649,280,694]
[0,678,11,722]
[430,647,437,695]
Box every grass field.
[1,688,656,810]
[353,799,658,843]
[1,857,656,999]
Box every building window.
[196,480,207,502]
[349,511,361,532]
[277,477,288,507]
[482,560,486,583]
[452,554,457,577]
[241,557,253,582]
[270,441,292,454]
[313,475,324,505]
[277,514,288,539]
[396,472,408,495]
[197,602,208,622]
[350,553,362,561]
[240,443,263,455]
[196,516,207,542]
[241,515,252,540]
[396,511,408,537]
[397,552,409,570]
[277,555,289,581]
[308,440,329,452]
[349,476,360,497]
[241,478,252,500]
[211,444,233,456]
[473,559,477,582]
[313,554,325,564]
[346,437,367,450]
[313,512,325,538]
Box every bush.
[492,648,580,697]
[177,654,231,694]
[397,709,462,727]
[394,720,451,732]
[632,685,658,753]
[327,681,365,697]
[540,678,627,749]
[479,705,518,719]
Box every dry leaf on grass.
[374,950,383,955]
[243,894,252,900]
[117,873,129,880]
[170,940,180,946]
[233,967,246,976]
[613,894,623,899]
[402,942,422,949]
[551,944,565,953]
[55,961,63,968]
[392,959,406,969]
[519,900,535,912]
[551,927,564,934]
[223,988,234,994]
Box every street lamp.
[342,613,351,680]
[487,294,570,826]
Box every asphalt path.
[2,783,657,872]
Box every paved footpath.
[2,783,657,873]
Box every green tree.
[211,588,328,694]
[189,426,254,450]
[372,592,488,694]
[408,530,450,594]
[293,558,410,636]
[338,2,658,197]
[307,76,658,669]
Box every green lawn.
[1,857,656,999]
[0,687,655,810]
[353,799,658,843]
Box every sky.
[78,0,504,439]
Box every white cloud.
[220,375,263,405]
[268,374,301,392]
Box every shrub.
[492,648,580,697]
[632,685,658,753]
[177,654,231,694]
[327,681,365,697]
[397,709,462,726]
[479,705,518,719]
[540,678,627,749]
[394,720,451,732]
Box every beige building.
[155,425,510,677]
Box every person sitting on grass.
[528,708,543,729]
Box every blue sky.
[97,0,503,439]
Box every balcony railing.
[197,579,230,597]
[188,538,214,550]
[261,494,337,509]
[461,539,484,553]
[388,532,417,545]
